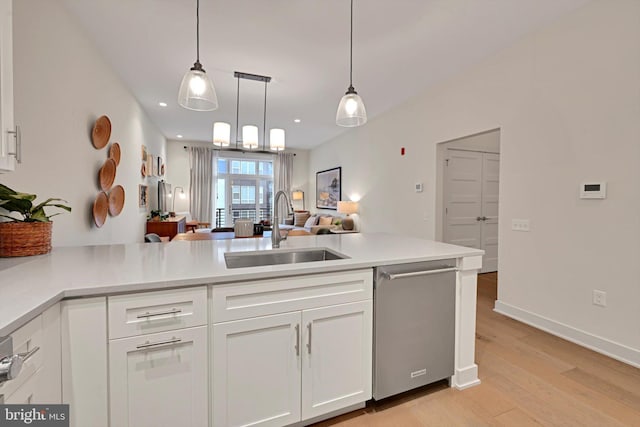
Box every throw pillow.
[303,215,318,228]
[294,212,311,227]
[318,216,332,226]
[283,217,294,225]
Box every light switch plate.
[511,219,530,232]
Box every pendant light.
[212,122,230,146]
[336,0,367,127]
[270,128,285,151]
[178,0,218,111]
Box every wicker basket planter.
[0,221,53,257]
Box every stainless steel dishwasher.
[373,259,457,400]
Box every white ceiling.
[62,0,590,150]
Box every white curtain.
[274,152,295,219]
[188,147,216,224]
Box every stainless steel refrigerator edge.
[373,260,456,400]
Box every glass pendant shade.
[178,65,218,111]
[269,128,285,151]
[336,89,367,127]
[212,122,231,146]
[242,125,259,149]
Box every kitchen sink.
[224,248,349,269]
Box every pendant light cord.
[196,0,200,62]
[349,0,353,88]
[235,76,240,148]
[263,81,268,150]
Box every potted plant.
[0,183,71,257]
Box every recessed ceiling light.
[176,134,183,139]
[158,102,168,107]
[294,119,301,123]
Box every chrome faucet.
[272,190,293,248]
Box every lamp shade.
[213,122,231,146]
[178,67,218,111]
[292,190,304,201]
[336,91,367,127]
[270,128,285,151]
[242,125,259,149]
[337,200,359,215]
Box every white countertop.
[0,233,483,336]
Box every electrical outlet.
[593,290,607,307]
[511,219,530,232]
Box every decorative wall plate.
[108,185,125,216]
[141,162,147,177]
[109,142,121,166]
[92,115,111,149]
[99,158,117,191]
[93,192,109,227]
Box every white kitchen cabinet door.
[109,326,208,427]
[0,0,15,172]
[301,301,372,420]
[212,312,301,427]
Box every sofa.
[278,211,354,234]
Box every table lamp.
[337,201,359,231]
[291,190,305,210]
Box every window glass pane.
[232,185,240,203]
[217,159,227,174]
[231,161,241,174]
[216,178,225,209]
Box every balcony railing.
[215,207,272,228]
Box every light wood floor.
[313,272,640,426]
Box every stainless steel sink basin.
[224,248,349,269]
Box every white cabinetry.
[301,302,371,420]
[1,304,61,404]
[211,270,373,427]
[109,327,208,427]
[107,286,208,427]
[0,0,17,172]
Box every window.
[214,156,274,227]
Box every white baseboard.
[494,300,640,368]
[451,364,481,390]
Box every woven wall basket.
[0,221,53,257]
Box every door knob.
[476,216,482,221]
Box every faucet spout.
[272,190,293,248]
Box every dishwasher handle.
[384,267,457,281]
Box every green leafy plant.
[0,183,71,222]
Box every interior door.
[444,150,483,249]
[444,149,499,273]
[481,153,500,272]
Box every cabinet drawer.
[211,269,373,323]
[4,367,43,405]
[108,287,207,339]
[0,315,44,398]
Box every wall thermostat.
[415,183,423,193]
[580,182,606,199]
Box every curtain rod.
[183,146,295,156]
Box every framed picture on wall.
[316,167,341,210]
[139,184,148,208]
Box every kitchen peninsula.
[0,233,483,427]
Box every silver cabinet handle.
[7,126,21,164]
[0,346,39,384]
[385,267,457,280]
[307,323,312,354]
[136,337,182,350]
[136,308,182,319]
[18,346,40,362]
[294,324,300,356]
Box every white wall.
[0,0,166,246]
[310,1,640,365]
[165,140,310,218]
